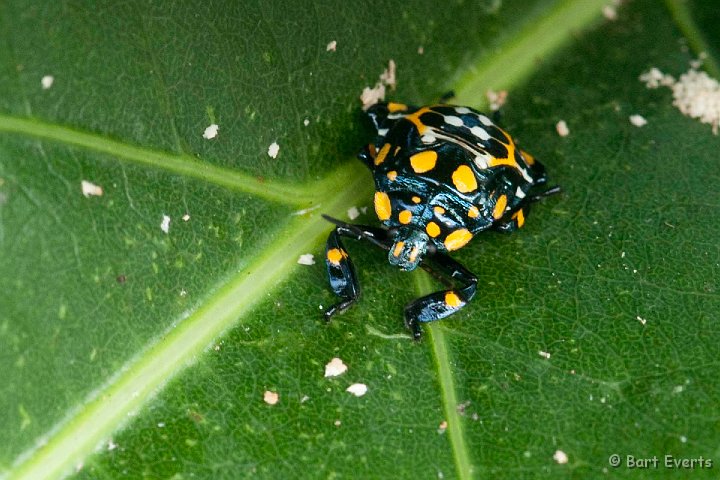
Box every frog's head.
[387,227,431,271]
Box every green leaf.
[2,0,719,479]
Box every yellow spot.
[392,241,405,257]
[434,206,445,215]
[375,143,391,166]
[394,146,401,156]
[444,228,473,251]
[452,165,478,193]
[327,248,346,266]
[426,221,441,238]
[488,134,519,169]
[368,143,377,158]
[468,206,480,218]
[387,102,408,113]
[387,171,397,181]
[520,149,535,165]
[409,246,420,263]
[412,196,421,204]
[445,291,462,308]
[493,195,508,219]
[374,191,392,221]
[398,210,413,224]
[512,209,525,227]
[403,106,432,134]
[410,150,437,173]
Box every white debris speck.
[539,351,551,359]
[347,206,360,220]
[326,40,337,52]
[556,120,570,137]
[182,213,190,221]
[267,142,280,158]
[160,215,171,234]
[263,390,279,405]
[291,204,321,216]
[553,450,569,464]
[673,385,685,394]
[81,180,103,197]
[107,439,118,451]
[636,315,647,325]
[629,114,647,127]
[680,435,688,443]
[438,420,448,433]
[41,75,54,89]
[346,383,368,397]
[157,422,165,428]
[334,419,342,427]
[602,5,617,21]
[486,89,507,111]
[640,64,720,134]
[180,288,187,297]
[297,253,315,265]
[324,357,348,377]
[202,124,219,139]
[418,46,424,55]
[300,395,310,403]
[360,59,397,110]
[303,118,310,126]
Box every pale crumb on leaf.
[636,315,647,325]
[640,64,720,134]
[539,350,551,359]
[554,450,569,464]
[268,142,280,158]
[629,114,647,127]
[303,118,310,126]
[324,357,348,377]
[180,288,187,297]
[486,89,507,111]
[360,59,397,110]
[326,40,337,52]
[379,59,397,90]
[346,383,368,397]
[438,420,448,433]
[347,206,360,220]
[160,215,171,234]
[263,390,279,405]
[157,422,165,428]
[81,180,103,197]
[182,213,190,221]
[107,439,118,451]
[680,435,688,443]
[300,395,310,403]
[297,253,315,266]
[602,5,617,20]
[202,124,219,139]
[556,120,570,137]
[291,204,321,216]
[334,419,342,427]
[417,46,424,55]
[41,75,54,89]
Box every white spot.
[629,114,647,127]
[473,153,491,169]
[300,395,310,403]
[556,120,570,137]
[81,180,103,197]
[41,75,54,89]
[157,422,165,428]
[477,114,493,126]
[268,142,280,158]
[455,107,471,114]
[160,215,171,234]
[360,84,386,111]
[680,435,688,443]
[202,124,219,139]
[444,115,463,127]
[346,383,368,397]
[326,40,337,52]
[486,89,508,111]
[347,206,360,220]
[182,213,190,222]
[324,357,348,377]
[421,134,436,144]
[470,126,490,140]
[303,118,310,126]
[636,315,647,325]
[538,350,551,359]
[297,253,315,265]
[602,5,618,20]
[180,289,187,297]
[553,450,569,464]
[263,390,279,405]
[672,385,684,394]
[437,420,448,433]
[417,46,424,55]
[291,204,321,216]
[379,59,396,90]
[107,439,118,451]
[515,187,526,199]
[334,419,342,427]
[377,128,389,137]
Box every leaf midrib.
[3,1,623,478]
